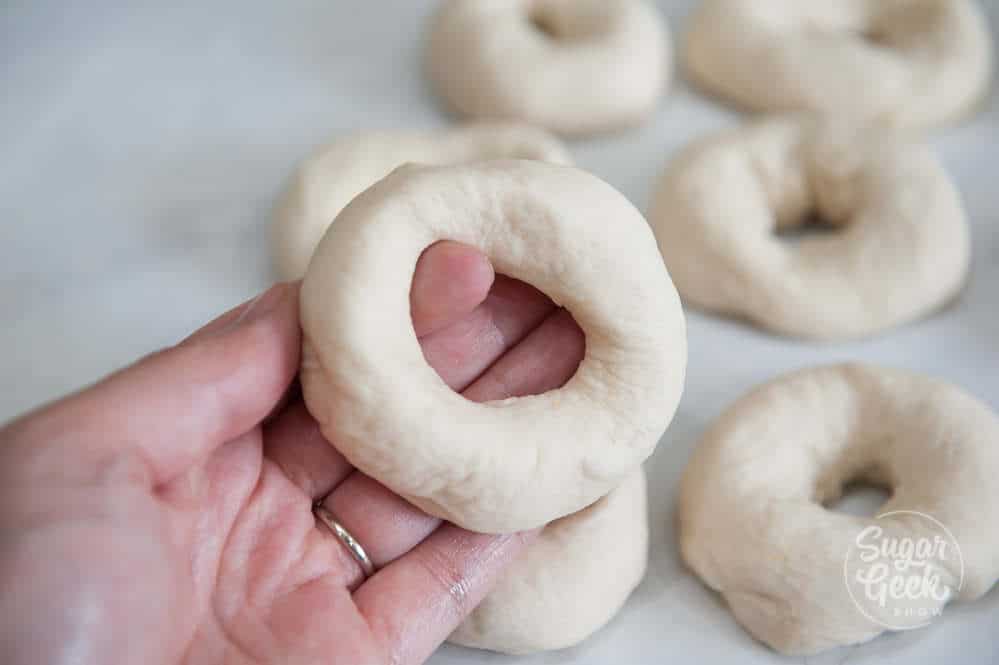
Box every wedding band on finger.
[314,503,376,579]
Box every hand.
[0,241,585,665]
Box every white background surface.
[2,1,997,663]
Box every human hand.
[0,241,585,665]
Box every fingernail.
[220,283,289,334]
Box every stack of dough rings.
[271,0,999,657]
[299,159,687,653]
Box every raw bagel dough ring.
[684,0,993,130]
[300,160,686,533]
[450,470,648,654]
[427,0,670,136]
[649,116,969,340]
[679,364,999,654]
[271,124,570,280]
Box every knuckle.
[412,543,473,619]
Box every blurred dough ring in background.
[684,0,993,130]
[427,0,670,136]
[271,124,570,280]
[679,364,999,655]
[300,160,686,533]
[648,115,970,340]
[450,470,648,654]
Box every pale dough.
[300,160,686,533]
[450,470,648,654]
[684,0,993,130]
[426,0,670,136]
[679,364,999,654]
[649,115,969,340]
[271,124,570,280]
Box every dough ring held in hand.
[679,364,999,654]
[450,470,648,654]
[300,160,686,533]
[271,124,570,280]
[649,115,969,340]
[427,0,670,136]
[684,0,992,130]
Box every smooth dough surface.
[684,0,993,130]
[679,364,999,654]
[272,124,570,280]
[300,160,686,533]
[649,115,969,340]
[427,0,670,136]
[450,470,648,654]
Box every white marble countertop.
[2,1,997,663]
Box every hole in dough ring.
[683,0,993,130]
[300,160,686,533]
[449,470,648,654]
[271,124,571,280]
[426,0,671,136]
[649,115,970,340]
[679,363,999,655]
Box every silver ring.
[314,503,376,579]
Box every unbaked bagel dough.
[450,470,648,654]
[679,364,999,654]
[427,0,670,135]
[300,160,686,533]
[272,124,570,280]
[684,0,993,130]
[649,115,969,340]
